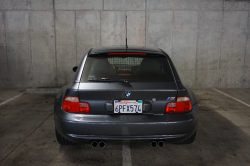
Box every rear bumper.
[54,104,199,143]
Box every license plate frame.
[114,100,143,113]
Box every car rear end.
[54,47,199,145]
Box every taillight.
[62,96,91,114]
[165,96,192,113]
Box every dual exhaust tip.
[91,140,165,148]
[91,141,106,148]
[150,140,165,148]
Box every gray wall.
[0,0,250,88]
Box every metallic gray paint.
[54,46,199,144]
[74,53,88,83]
[54,104,198,143]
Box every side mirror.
[72,66,78,72]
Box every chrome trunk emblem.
[125,91,131,97]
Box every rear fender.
[185,87,197,105]
[176,83,197,106]
[55,83,79,105]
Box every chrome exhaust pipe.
[158,141,165,147]
[91,141,98,148]
[150,141,157,148]
[99,141,106,148]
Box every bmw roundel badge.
[125,91,131,97]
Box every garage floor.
[0,88,250,166]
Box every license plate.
[114,100,143,113]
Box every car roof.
[88,46,166,56]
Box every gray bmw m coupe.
[54,46,199,147]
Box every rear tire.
[175,131,196,144]
[55,129,75,145]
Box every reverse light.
[165,96,192,113]
[108,53,146,56]
[62,96,91,114]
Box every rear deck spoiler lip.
[77,82,178,91]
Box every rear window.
[81,56,174,82]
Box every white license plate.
[114,100,143,113]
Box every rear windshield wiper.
[88,78,131,86]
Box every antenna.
[125,14,128,49]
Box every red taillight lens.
[165,96,192,113]
[79,102,91,114]
[165,102,176,113]
[62,96,91,114]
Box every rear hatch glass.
[81,56,174,82]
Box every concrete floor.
[0,88,250,166]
